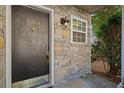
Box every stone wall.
[47,6,91,84]
[0,5,6,88]
[0,5,91,87]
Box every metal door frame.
[6,5,54,88]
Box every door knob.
[46,49,49,63]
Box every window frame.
[71,15,88,44]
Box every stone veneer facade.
[0,5,6,87]
[0,5,91,87]
[48,5,91,84]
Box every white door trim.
[6,5,54,88]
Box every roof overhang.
[75,5,107,14]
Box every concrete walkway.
[54,74,117,88]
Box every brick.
[0,35,4,49]
[0,5,6,88]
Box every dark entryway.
[12,5,49,87]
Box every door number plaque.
[27,18,41,32]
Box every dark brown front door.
[12,6,49,87]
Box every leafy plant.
[91,6,121,78]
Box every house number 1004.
[27,18,41,32]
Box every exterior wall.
[47,6,91,84]
[0,5,6,87]
[0,5,91,87]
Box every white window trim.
[71,15,88,44]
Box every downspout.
[117,6,124,88]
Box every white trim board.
[121,6,124,82]
[6,5,54,88]
[71,15,88,44]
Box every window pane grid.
[73,31,86,42]
[72,17,87,43]
[73,19,86,32]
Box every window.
[71,15,87,43]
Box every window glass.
[72,16,87,43]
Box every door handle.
[46,50,49,63]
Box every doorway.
[6,5,54,88]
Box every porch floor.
[54,74,117,88]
